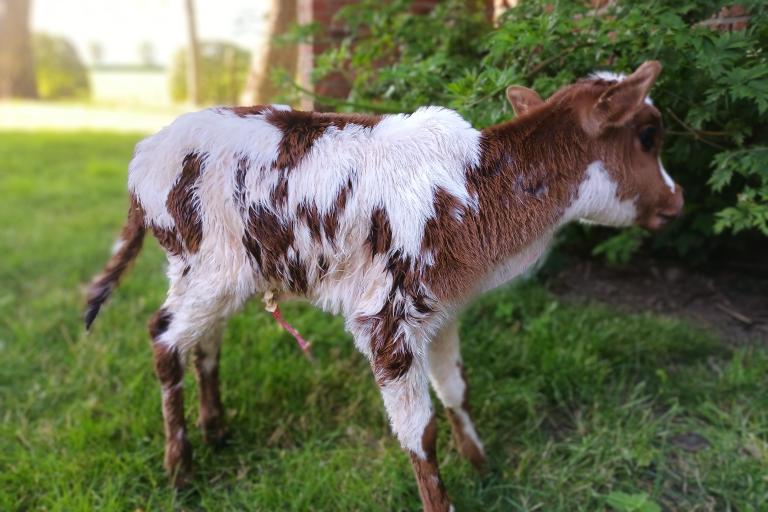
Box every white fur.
[591,70,625,83]
[565,161,637,227]
[428,321,485,454]
[659,158,675,193]
[380,358,434,458]
[590,71,654,105]
[110,238,125,255]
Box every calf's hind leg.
[428,319,486,470]
[148,290,237,487]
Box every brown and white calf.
[85,61,682,510]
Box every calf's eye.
[639,127,657,152]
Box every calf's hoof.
[200,416,230,447]
[169,467,194,489]
[202,424,230,447]
[165,440,193,488]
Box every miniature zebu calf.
[85,61,683,510]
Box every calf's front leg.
[193,325,228,446]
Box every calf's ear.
[506,86,543,117]
[591,60,662,132]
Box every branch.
[524,42,593,80]
[665,108,729,150]
[466,42,595,109]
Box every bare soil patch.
[550,257,768,345]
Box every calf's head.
[506,60,684,231]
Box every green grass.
[1,131,767,511]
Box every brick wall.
[296,0,360,110]
[699,4,750,31]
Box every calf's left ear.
[506,86,544,117]
[591,60,662,132]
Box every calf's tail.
[84,195,146,330]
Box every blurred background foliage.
[286,0,767,266]
[33,33,90,100]
[169,41,251,105]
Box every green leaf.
[605,491,661,512]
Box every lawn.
[1,131,767,511]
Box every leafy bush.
[293,0,768,263]
[170,41,250,105]
[33,33,90,100]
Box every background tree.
[170,42,250,105]
[242,0,297,104]
[184,0,201,105]
[137,41,157,69]
[88,41,104,67]
[0,0,38,98]
[33,33,89,100]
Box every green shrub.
[293,0,768,263]
[33,33,90,100]
[170,41,250,105]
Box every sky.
[32,0,269,67]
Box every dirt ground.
[550,257,768,345]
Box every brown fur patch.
[167,152,205,253]
[234,155,250,206]
[270,172,290,207]
[360,250,436,384]
[266,110,381,171]
[287,254,309,294]
[408,414,451,512]
[151,339,182,385]
[224,105,269,117]
[366,207,393,257]
[151,224,183,256]
[297,202,323,242]
[387,253,433,315]
[372,331,413,385]
[242,204,295,281]
[446,408,486,471]
[148,307,173,340]
[321,179,352,246]
[318,254,330,279]
[424,94,598,300]
[362,296,415,385]
[151,339,191,483]
[324,112,381,130]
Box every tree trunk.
[241,0,297,105]
[184,0,201,105]
[0,0,38,98]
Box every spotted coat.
[85,61,683,511]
